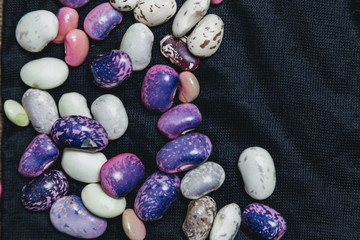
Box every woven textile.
[1,0,360,239]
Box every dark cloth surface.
[1,0,360,239]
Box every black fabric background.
[1,0,360,239]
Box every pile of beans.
[3,0,287,239]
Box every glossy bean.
[22,88,59,134]
[50,195,107,239]
[141,64,179,112]
[4,99,29,127]
[183,196,217,240]
[210,203,242,240]
[16,10,58,52]
[134,172,180,221]
[211,0,223,4]
[50,115,108,152]
[84,3,123,40]
[53,7,79,44]
[178,71,200,103]
[158,103,202,139]
[59,0,90,8]
[18,134,59,178]
[160,34,199,71]
[21,170,69,211]
[64,29,89,67]
[122,209,146,240]
[100,153,145,198]
[90,50,132,89]
[156,132,212,173]
[242,203,287,240]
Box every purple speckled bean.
[84,3,123,40]
[91,50,132,88]
[156,132,212,173]
[134,172,180,221]
[21,169,69,211]
[242,203,287,240]
[50,195,107,239]
[50,115,108,152]
[158,103,202,139]
[18,134,59,178]
[141,64,179,112]
[59,0,90,8]
[100,153,145,198]
[160,34,199,71]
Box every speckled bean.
[84,3,123,40]
[16,10,59,52]
[50,115,108,152]
[141,64,179,112]
[100,153,145,198]
[18,134,59,178]
[53,7,79,44]
[59,0,90,8]
[4,99,29,127]
[50,195,107,239]
[64,29,89,67]
[160,34,199,71]
[156,132,212,173]
[134,172,180,221]
[180,161,225,200]
[172,0,210,37]
[90,50,132,89]
[21,170,69,211]
[238,147,276,200]
[178,71,200,103]
[210,203,241,240]
[110,0,139,11]
[158,103,202,139]
[22,88,59,134]
[187,14,224,57]
[242,203,287,240]
[133,0,177,27]
[183,196,217,240]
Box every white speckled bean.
[181,162,225,199]
[237,147,276,200]
[133,0,177,27]
[91,94,128,140]
[187,14,224,57]
[110,0,139,11]
[61,148,107,183]
[58,92,92,118]
[22,88,59,134]
[4,99,29,127]
[16,10,59,52]
[172,0,210,37]
[210,203,241,240]
[20,58,69,90]
[81,183,126,218]
[120,23,154,71]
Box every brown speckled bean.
[182,196,217,240]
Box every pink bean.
[211,0,223,5]
[178,71,200,103]
[64,29,89,67]
[53,7,79,44]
